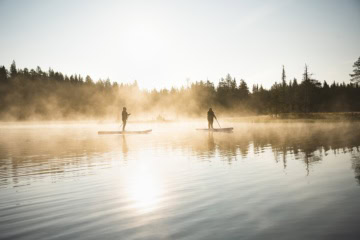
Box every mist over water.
[1,121,360,240]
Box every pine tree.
[0,66,7,82]
[225,73,232,88]
[350,56,360,83]
[85,75,93,84]
[323,80,329,89]
[302,64,310,112]
[303,64,309,82]
[238,79,249,99]
[282,65,286,87]
[10,60,17,78]
[281,65,287,113]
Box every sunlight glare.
[126,164,164,213]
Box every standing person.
[207,108,216,129]
[122,107,131,131]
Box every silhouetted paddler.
[122,107,131,131]
[207,108,216,129]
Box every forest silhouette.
[0,58,359,120]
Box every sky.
[0,0,359,90]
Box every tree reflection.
[191,123,360,179]
[1,122,360,188]
[351,149,360,184]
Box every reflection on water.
[125,163,164,213]
[1,122,360,240]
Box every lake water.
[1,121,360,240]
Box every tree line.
[0,58,359,120]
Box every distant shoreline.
[229,112,360,123]
[1,112,360,124]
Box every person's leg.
[208,120,210,129]
[122,120,126,131]
[210,120,214,129]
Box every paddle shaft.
[215,117,221,128]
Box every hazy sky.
[0,0,359,89]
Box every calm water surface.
[1,122,360,240]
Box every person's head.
[209,108,212,111]
[123,107,126,111]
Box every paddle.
[215,117,221,129]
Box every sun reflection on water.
[125,164,164,213]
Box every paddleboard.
[196,128,233,132]
[98,129,152,134]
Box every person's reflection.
[122,135,129,159]
[207,132,215,153]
